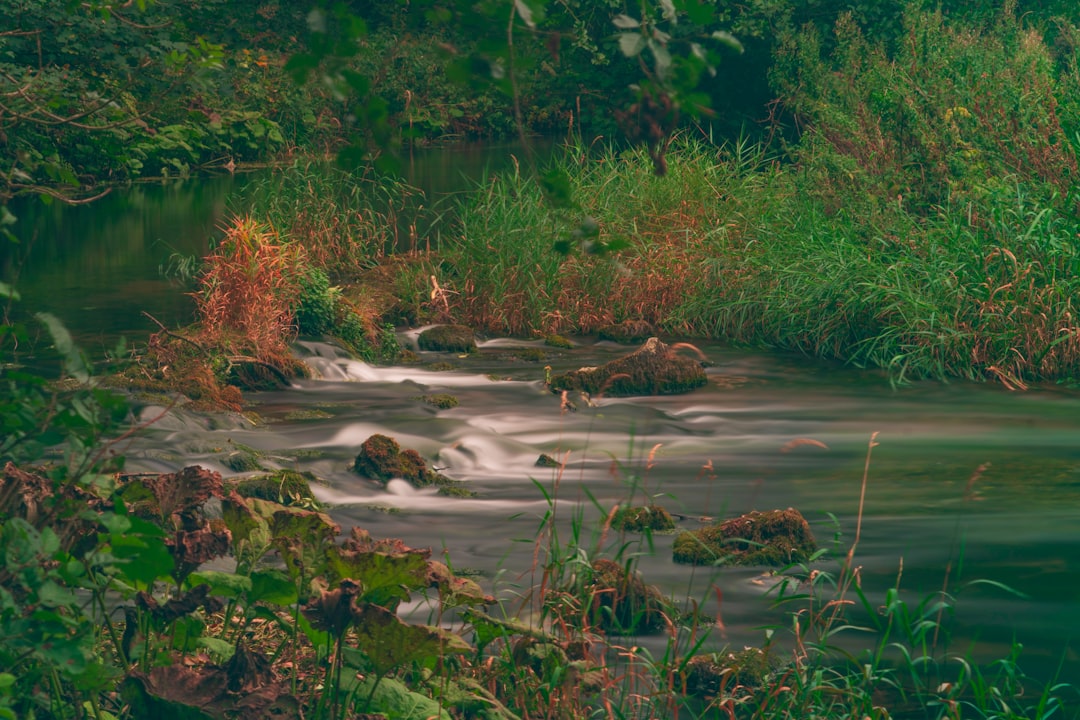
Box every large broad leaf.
[257,501,338,582]
[325,545,429,610]
[188,570,253,599]
[357,676,450,720]
[220,493,271,570]
[353,604,471,676]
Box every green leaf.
[284,52,320,84]
[618,33,646,58]
[188,570,253,598]
[0,282,18,300]
[711,31,743,54]
[353,604,471,676]
[359,676,451,720]
[539,168,575,209]
[324,546,429,609]
[35,312,90,382]
[249,569,298,605]
[195,636,234,660]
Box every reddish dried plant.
[193,216,304,363]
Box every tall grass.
[242,160,427,276]
[426,5,1080,385]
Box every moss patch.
[418,393,460,409]
[672,508,817,567]
[684,648,773,698]
[418,324,477,353]
[611,504,675,532]
[543,334,574,349]
[579,559,668,634]
[550,337,707,397]
[235,470,320,508]
[353,433,474,496]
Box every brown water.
[4,151,1080,690]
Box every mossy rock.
[544,334,574,349]
[235,470,320,507]
[222,449,264,473]
[497,347,547,362]
[535,453,560,468]
[549,337,707,397]
[353,433,475,496]
[419,393,459,409]
[672,508,816,567]
[684,648,773,697]
[611,504,676,532]
[597,320,655,344]
[579,558,668,634]
[418,324,477,353]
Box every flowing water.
[4,149,1080,688]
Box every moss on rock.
[235,470,320,507]
[353,433,475,496]
[611,504,676,532]
[580,558,668,634]
[418,324,477,353]
[672,508,816,566]
[684,648,773,697]
[544,334,574,349]
[419,393,460,409]
[549,337,707,397]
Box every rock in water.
[417,324,477,353]
[549,337,707,397]
[672,508,817,566]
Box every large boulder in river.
[672,508,816,566]
[549,337,707,397]
[417,324,477,353]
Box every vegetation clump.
[419,393,460,409]
[549,338,707,397]
[684,647,774,698]
[598,320,656,344]
[418,324,478,353]
[576,559,669,635]
[610,504,676,532]
[543,334,574,349]
[352,433,472,496]
[235,470,320,507]
[673,508,817,566]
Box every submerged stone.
[549,337,707,397]
[672,508,816,566]
[418,324,477,353]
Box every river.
[3,147,1080,691]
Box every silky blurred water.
[113,335,1080,682]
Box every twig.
[142,311,208,356]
